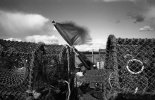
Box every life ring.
[126,59,144,75]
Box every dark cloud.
[127,0,155,25]
[147,0,155,5]
[95,0,147,3]
[129,14,145,23]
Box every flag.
[52,21,92,46]
[52,21,93,70]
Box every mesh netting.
[42,45,68,80]
[0,39,76,100]
[32,45,75,92]
[0,51,31,99]
[0,39,42,99]
[105,35,155,95]
[0,39,40,53]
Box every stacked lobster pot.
[105,35,155,99]
[84,69,111,100]
[0,39,41,99]
[0,39,75,100]
[32,44,75,96]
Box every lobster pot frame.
[0,39,75,100]
[0,50,33,99]
[31,45,76,100]
[105,35,155,95]
[32,45,75,93]
[0,39,42,100]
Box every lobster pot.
[105,35,155,95]
[0,39,40,53]
[0,51,32,99]
[33,45,75,89]
[0,39,41,99]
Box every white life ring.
[126,59,144,75]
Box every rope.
[66,46,71,100]
[66,46,70,78]
[64,80,71,100]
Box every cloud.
[127,1,155,30]
[139,25,154,31]
[75,39,106,51]
[144,7,155,23]
[25,35,59,44]
[145,7,155,18]
[128,14,145,23]
[100,0,140,2]
[142,7,155,29]
[5,38,22,42]
[75,43,105,51]
[4,35,59,45]
[0,10,50,39]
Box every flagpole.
[72,47,91,70]
[92,49,94,64]
[99,49,101,69]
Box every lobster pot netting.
[33,45,75,90]
[0,51,31,99]
[0,39,39,53]
[105,35,155,95]
[0,39,42,99]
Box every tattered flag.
[52,21,92,46]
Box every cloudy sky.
[0,0,155,51]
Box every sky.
[0,0,155,51]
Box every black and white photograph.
[0,0,155,100]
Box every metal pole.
[92,49,94,64]
[99,49,101,69]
